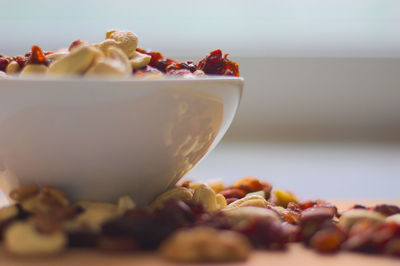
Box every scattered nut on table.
[339,209,385,231]
[159,227,251,262]
[150,187,193,209]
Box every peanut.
[5,61,20,75]
[338,209,385,231]
[386,214,400,225]
[223,206,280,225]
[19,64,48,76]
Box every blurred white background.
[1,0,399,200]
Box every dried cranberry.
[197,49,239,77]
[166,61,197,73]
[0,57,10,72]
[12,56,27,69]
[27,45,49,66]
[136,48,164,68]
[166,69,192,77]
[373,204,400,217]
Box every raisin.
[373,204,400,217]
[27,45,49,66]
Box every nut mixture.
[0,177,399,262]
[0,30,239,79]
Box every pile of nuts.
[0,178,399,262]
[0,30,239,79]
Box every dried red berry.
[197,49,239,77]
[0,57,10,72]
[373,204,400,217]
[166,61,197,73]
[27,45,49,66]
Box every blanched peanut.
[192,184,219,211]
[339,209,385,231]
[47,45,102,76]
[246,190,266,198]
[5,61,21,75]
[4,222,66,256]
[223,206,280,225]
[105,30,138,58]
[160,227,251,262]
[129,51,151,70]
[85,47,131,77]
[20,64,48,76]
[150,187,193,209]
[0,205,19,223]
[386,214,400,225]
[117,195,136,214]
[226,194,270,210]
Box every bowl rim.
[0,76,244,84]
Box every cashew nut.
[4,222,66,256]
[47,45,103,76]
[6,61,21,75]
[223,206,281,225]
[85,47,131,77]
[159,227,251,262]
[225,194,271,210]
[105,30,138,58]
[192,184,221,211]
[150,187,193,209]
[20,64,48,76]
[129,51,151,70]
[339,209,385,231]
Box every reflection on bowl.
[0,77,243,205]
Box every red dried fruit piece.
[13,55,27,69]
[166,61,197,73]
[233,177,267,194]
[220,188,247,199]
[279,209,301,225]
[197,49,239,77]
[373,204,400,217]
[156,58,176,72]
[238,217,289,249]
[134,65,162,77]
[27,45,49,66]
[226,198,239,205]
[0,57,10,72]
[310,226,345,253]
[69,39,86,51]
[136,48,165,69]
[300,207,336,244]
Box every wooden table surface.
[0,201,399,266]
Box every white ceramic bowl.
[0,77,243,205]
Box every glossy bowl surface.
[0,77,243,205]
